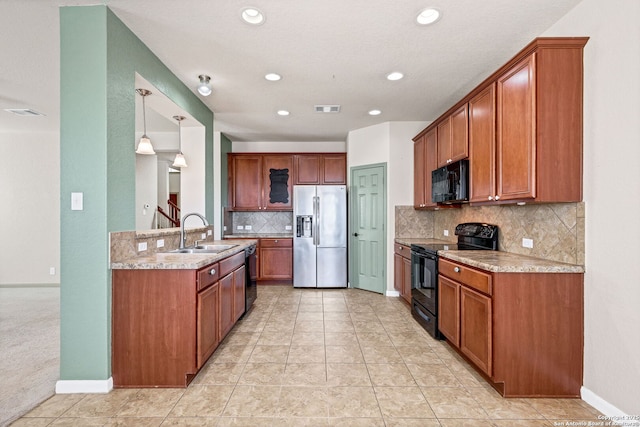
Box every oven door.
[411,249,438,315]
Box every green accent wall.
[220,133,232,208]
[59,5,214,381]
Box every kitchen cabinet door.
[413,135,426,208]
[413,129,438,209]
[436,118,451,168]
[496,54,536,201]
[402,256,412,304]
[460,286,492,376]
[450,104,469,163]
[394,253,403,293]
[196,283,219,368]
[438,276,460,346]
[469,84,497,203]
[262,155,293,210]
[219,273,234,340]
[294,155,321,185]
[259,238,292,280]
[322,154,347,184]
[230,155,263,210]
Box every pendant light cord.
[142,93,148,136]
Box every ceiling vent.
[4,108,45,116]
[314,105,341,113]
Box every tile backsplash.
[110,226,214,263]
[227,211,293,235]
[395,202,585,265]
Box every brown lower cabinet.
[258,238,293,282]
[438,258,583,397]
[112,250,246,388]
[224,236,293,282]
[393,243,412,304]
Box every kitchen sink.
[167,244,237,254]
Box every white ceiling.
[0,0,583,143]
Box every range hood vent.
[314,105,341,113]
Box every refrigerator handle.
[316,196,320,246]
[312,196,318,246]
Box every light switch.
[71,192,83,211]
[522,238,534,249]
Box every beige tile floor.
[12,285,602,426]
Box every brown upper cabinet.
[293,153,347,185]
[469,84,497,203]
[437,104,469,168]
[415,37,588,207]
[228,154,293,211]
[414,129,438,209]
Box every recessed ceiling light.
[368,109,382,116]
[241,7,265,25]
[386,72,404,81]
[277,110,290,116]
[265,73,282,81]
[416,8,441,25]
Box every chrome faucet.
[179,212,209,249]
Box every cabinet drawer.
[219,251,246,277]
[260,238,292,248]
[439,258,492,295]
[394,243,411,259]
[197,263,219,291]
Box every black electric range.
[410,223,499,339]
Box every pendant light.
[172,115,188,168]
[135,89,155,155]
[197,75,212,96]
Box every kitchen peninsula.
[110,228,256,388]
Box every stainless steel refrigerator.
[293,185,347,288]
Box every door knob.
[353,233,359,237]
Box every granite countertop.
[440,250,585,273]
[224,233,294,239]
[394,237,584,273]
[111,239,258,270]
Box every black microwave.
[432,159,469,204]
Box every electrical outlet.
[285,225,292,231]
[237,225,244,230]
[443,229,449,237]
[157,239,164,248]
[201,233,206,239]
[138,242,148,251]
[223,226,227,231]
[49,267,55,276]
[522,238,534,249]
[245,225,252,230]
[207,230,212,236]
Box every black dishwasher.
[244,244,257,313]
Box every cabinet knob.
[209,268,216,275]
[495,195,500,201]
[454,267,461,273]
[274,240,278,243]
[488,196,493,201]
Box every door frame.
[348,162,387,294]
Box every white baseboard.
[581,386,640,426]
[386,290,400,297]
[55,377,113,394]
